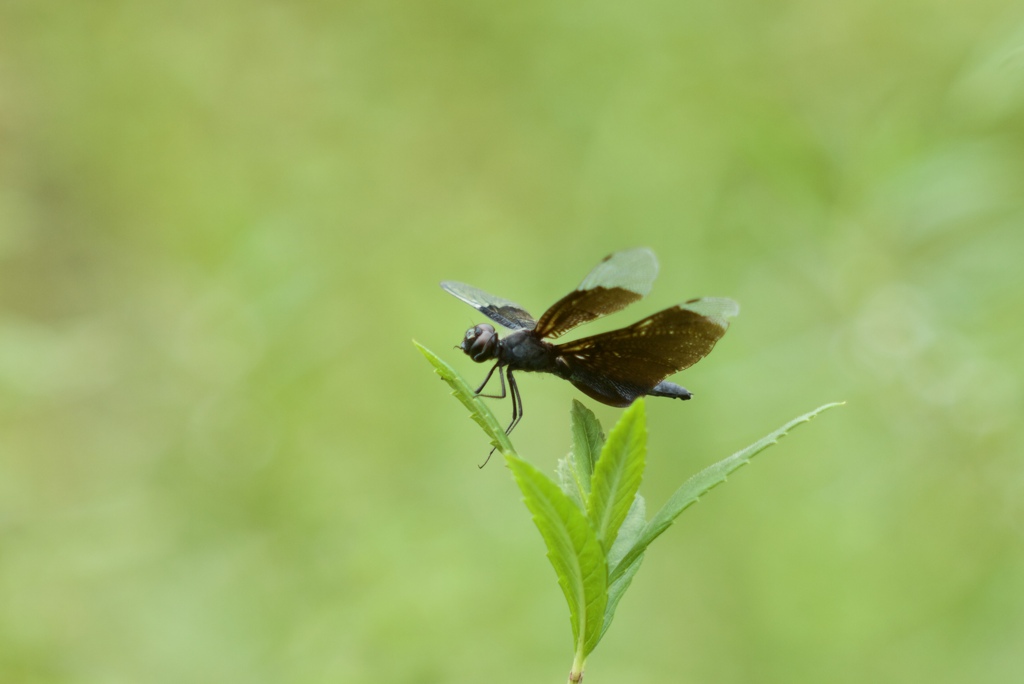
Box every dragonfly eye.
[459,324,498,362]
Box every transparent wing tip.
[683,296,740,321]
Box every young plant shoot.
[417,342,840,683]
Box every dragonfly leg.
[476,365,510,469]
[474,362,507,399]
[504,370,524,435]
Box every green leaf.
[414,341,515,457]
[607,494,646,574]
[587,400,647,554]
[507,455,608,658]
[559,401,606,509]
[556,457,586,511]
[569,400,604,493]
[600,494,646,641]
[609,402,843,585]
[601,550,643,641]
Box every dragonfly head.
[459,324,499,363]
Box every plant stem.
[568,650,586,683]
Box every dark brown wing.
[533,248,658,339]
[555,298,739,407]
[440,281,537,330]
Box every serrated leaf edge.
[414,340,515,456]
[609,401,843,584]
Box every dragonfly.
[441,247,738,443]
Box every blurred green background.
[2,1,1023,682]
